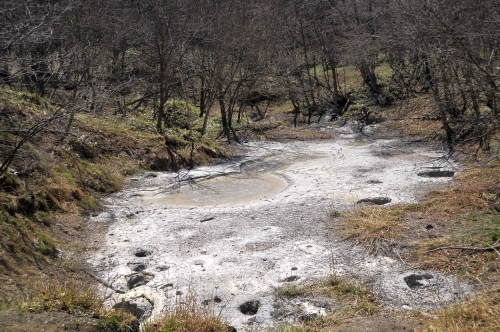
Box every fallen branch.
[83,269,122,293]
[429,245,500,253]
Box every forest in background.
[2,0,500,159]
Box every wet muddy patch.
[132,172,287,206]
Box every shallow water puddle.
[133,172,287,206]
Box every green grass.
[276,284,308,298]
[34,231,57,257]
[455,213,500,248]
[324,275,379,316]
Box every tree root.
[428,245,500,253]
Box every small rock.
[159,283,174,289]
[55,248,64,259]
[127,273,153,289]
[214,296,222,303]
[128,263,147,272]
[425,224,434,230]
[417,169,454,178]
[201,250,207,254]
[200,217,215,223]
[134,249,151,257]
[291,267,298,271]
[239,300,260,315]
[111,277,128,294]
[356,197,392,205]
[156,265,170,271]
[404,274,426,288]
[281,275,300,282]
[113,297,152,319]
[144,172,158,178]
[402,305,413,311]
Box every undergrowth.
[427,286,500,332]
[142,293,232,332]
[275,274,380,330]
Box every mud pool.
[88,124,471,329]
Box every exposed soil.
[0,310,100,332]
[86,122,471,330]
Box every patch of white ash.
[87,125,470,329]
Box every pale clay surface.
[88,124,470,329]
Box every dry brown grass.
[142,294,231,332]
[331,159,500,281]
[336,206,405,250]
[426,286,500,332]
[21,279,103,315]
[385,95,443,139]
[275,275,380,331]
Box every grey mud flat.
[88,124,471,330]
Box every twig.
[84,268,121,293]
[429,245,500,253]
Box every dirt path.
[88,123,471,329]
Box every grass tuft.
[338,206,404,249]
[427,286,500,332]
[324,275,379,316]
[142,293,231,332]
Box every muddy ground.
[87,122,471,330]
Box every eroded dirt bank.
[88,124,470,329]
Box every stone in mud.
[143,172,158,178]
[404,274,432,288]
[159,283,174,289]
[202,295,223,306]
[356,197,392,205]
[113,296,153,319]
[239,300,260,315]
[417,169,455,178]
[156,265,170,271]
[281,275,300,282]
[127,273,153,289]
[111,277,128,294]
[133,248,151,257]
[128,263,147,272]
